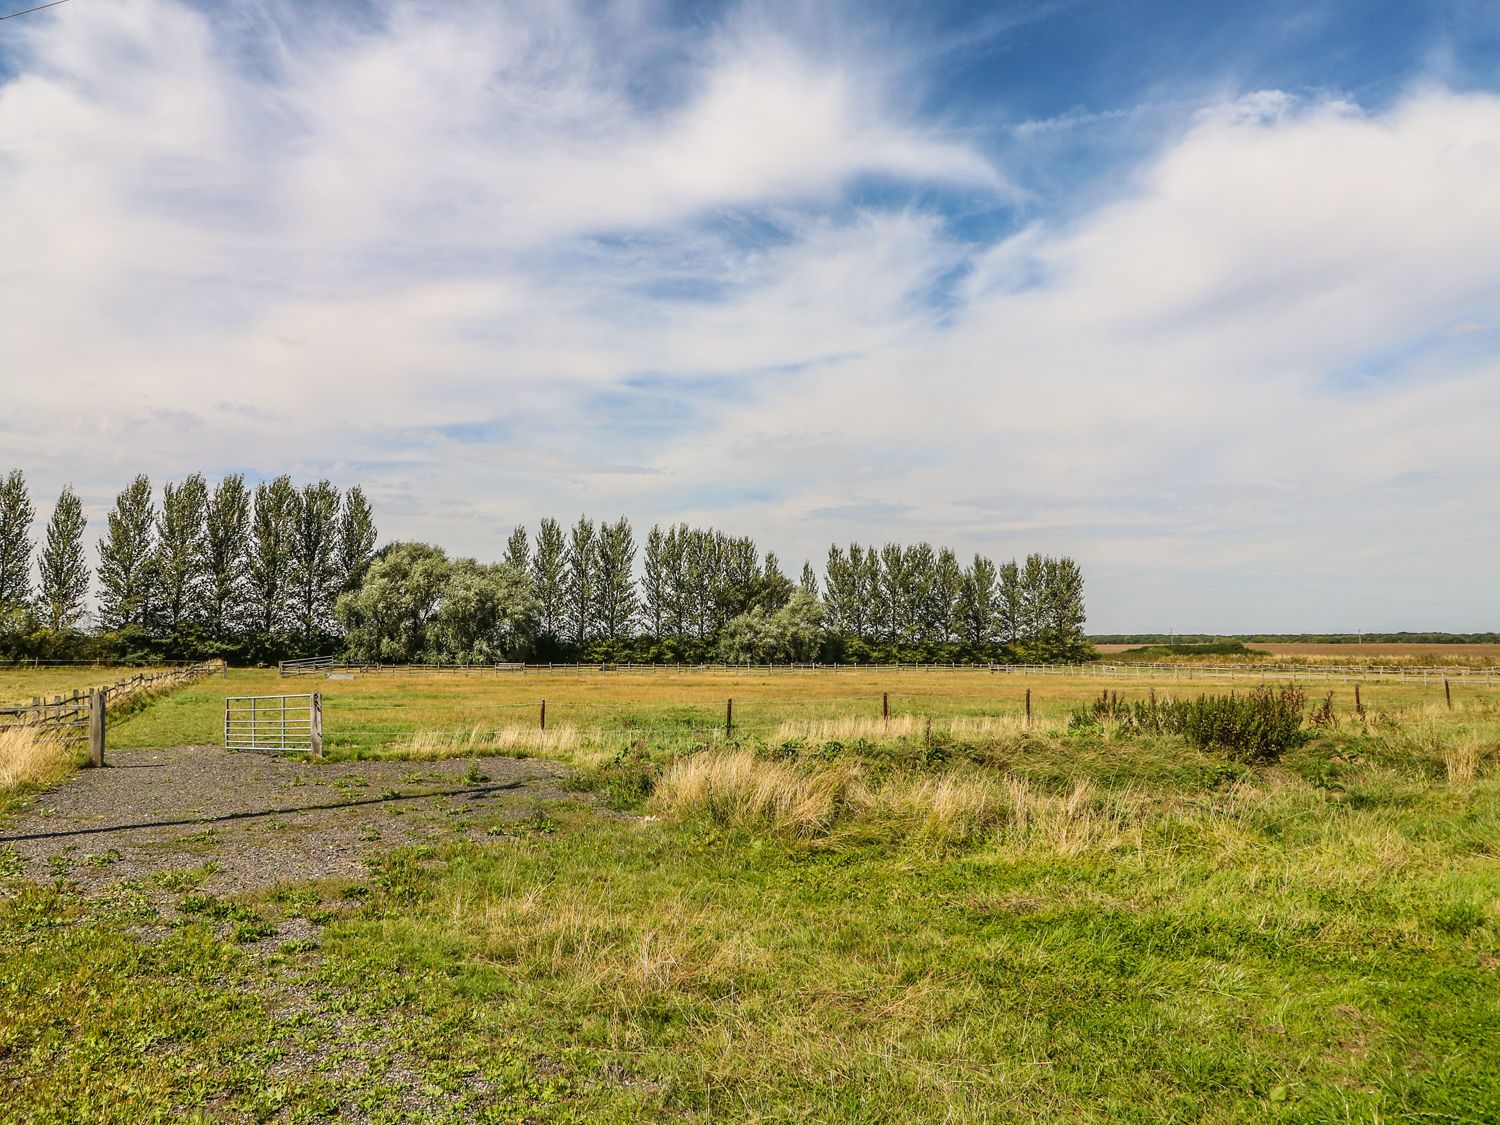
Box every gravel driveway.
[0,745,580,897]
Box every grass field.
[2,665,1498,1121]
[1094,642,1500,666]
[0,664,177,707]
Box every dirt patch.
[0,745,582,897]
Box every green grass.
[2,670,1497,1120]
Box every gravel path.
[0,745,580,897]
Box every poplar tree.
[292,480,342,642]
[563,517,597,648]
[0,469,34,615]
[930,547,963,644]
[1041,556,1088,660]
[641,524,668,638]
[956,555,999,652]
[37,486,88,631]
[247,475,299,642]
[503,525,530,575]
[96,474,157,632]
[336,485,377,592]
[996,560,1023,645]
[155,473,209,637]
[203,475,250,641]
[593,516,638,643]
[799,561,819,599]
[531,518,566,641]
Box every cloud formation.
[1,0,1497,630]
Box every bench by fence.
[225,693,323,756]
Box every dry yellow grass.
[1444,733,1487,784]
[392,725,582,758]
[0,724,73,794]
[654,749,1124,851]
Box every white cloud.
[1,2,1497,630]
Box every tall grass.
[653,749,1124,850]
[0,725,73,795]
[391,725,581,758]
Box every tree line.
[1,469,1088,665]
[0,469,376,662]
[341,517,1089,665]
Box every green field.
[2,667,1497,1121]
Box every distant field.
[1094,642,1500,663]
[0,665,175,707]
[107,665,1492,760]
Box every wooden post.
[1445,679,1453,710]
[540,699,547,731]
[1025,688,1032,727]
[311,692,324,759]
[882,692,889,721]
[1355,684,1364,718]
[88,688,106,768]
[726,698,733,739]
[924,716,932,748]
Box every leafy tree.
[95,475,157,632]
[641,524,669,639]
[955,555,998,652]
[0,469,34,615]
[336,542,450,663]
[593,516,638,644]
[531,519,566,642]
[503,525,530,574]
[749,551,795,616]
[1040,555,1089,661]
[336,485,378,593]
[716,589,825,664]
[37,486,88,631]
[432,559,535,663]
[799,560,819,599]
[563,517,596,648]
[155,474,208,638]
[203,475,250,642]
[930,547,962,644]
[996,559,1023,646]
[292,480,342,643]
[246,475,299,643]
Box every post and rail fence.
[0,660,225,767]
[278,657,1500,687]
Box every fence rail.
[0,660,225,736]
[224,693,323,756]
[278,658,1500,687]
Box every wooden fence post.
[1025,688,1032,727]
[1355,684,1364,718]
[1445,679,1453,710]
[540,699,547,731]
[726,698,733,739]
[882,692,889,721]
[311,692,324,759]
[88,688,106,768]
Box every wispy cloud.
[1,1,1498,630]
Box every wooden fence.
[279,658,1500,687]
[0,660,225,765]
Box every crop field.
[1094,642,1500,666]
[2,665,1497,1122]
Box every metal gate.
[225,693,323,756]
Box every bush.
[1178,686,1308,762]
[1069,686,1309,762]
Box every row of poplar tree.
[338,516,1089,665]
[0,470,376,662]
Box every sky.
[1,0,1498,634]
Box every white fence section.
[225,692,323,756]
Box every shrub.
[1178,686,1308,762]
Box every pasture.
[1,665,1497,1122]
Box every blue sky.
[1,0,1498,632]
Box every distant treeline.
[0,470,376,663]
[336,522,1090,665]
[1,468,1089,665]
[1091,633,1500,645]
